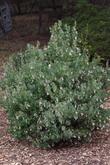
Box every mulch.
[0,15,110,165]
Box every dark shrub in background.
[64,3,110,65]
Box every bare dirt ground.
[0,15,110,165]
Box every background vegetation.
[7,0,110,65]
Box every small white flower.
[75,111,78,114]
[39,101,42,105]
[81,113,84,116]
[4,96,7,100]
[48,64,51,69]
[61,77,64,81]
[47,92,49,96]
[69,98,72,102]
[78,136,81,140]
[72,79,74,82]
[30,66,33,69]
[69,52,72,56]
[92,123,95,126]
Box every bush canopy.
[1,21,110,148]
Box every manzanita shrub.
[1,21,110,148]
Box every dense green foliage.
[1,21,110,148]
[64,3,110,64]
